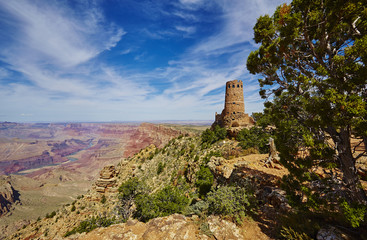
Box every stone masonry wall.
[213,80,254,131]
[223,80,245,115]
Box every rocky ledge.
[67,214,252,240]
[0,178,20,217]
[94,165,118,193]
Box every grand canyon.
[0,122,193,237]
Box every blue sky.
[0,0,289,122]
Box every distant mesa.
[212,80,255,134]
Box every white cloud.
[175,26,196,36]
[0,0,290,122]
[191,0,289,54]
[0,0,125,67]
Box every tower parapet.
[212,80,254,132]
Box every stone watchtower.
[213,80,254,131]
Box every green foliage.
[251,112,273,128]
[64,216,116,237]
[157,162,165,175]
[213,125,227,140]
[201,129,216,144]
[247,0,367,210]
[236,127,270,154]
[116,179,148,222]
[195,166,214,198]
[134,194,160,221]
[201,125,227,144]
[71,205,76,212]
[340,200,366,228]
[118,178,146,200]
[277,211,321,240]
[185,200,209,216]
[101,195,106,204]
[206,186,254,224]
[134,185,190,222]
[279,227,312,240]
[45,211,56,219]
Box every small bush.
[207,186,254,224]
[101,195,106,204]
[157,162,165,175]
[134,186,190,222]
[236,127,270,154]
[185,200,209,216]
[201,125,227,144]
[118,178,146,199]
[71,205,76,212]
[195,166,214,198]
[46,211,56,219]
[279,226,312,240]
[64,216,116,237]
[340,200,366,228]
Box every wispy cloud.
[0,0,125,68]
[175,26,196,37]
[0,0,290,122]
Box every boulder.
[316,226,351,240]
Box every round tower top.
[226,79,243,89]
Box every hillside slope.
[0,123,184,239]
[9,133,291,240]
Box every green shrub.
[71,205,76,212]
[185,200,209,216]
[279,227,312,240]
[213,125,227,140]
[134,194,160,221]
[195,166,214,198]
[201,125,227,144]
[101,195,106,204]
[207,186,254,224]
[340,200,366,228]
[134,186,190,222]
[118,178,146,199]
[46,211,56,219]
[157,162,165,175]
[236,127,270,154]
[64,216,115,237]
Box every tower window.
[232,84,235,88]
[241,85,243,88]
[228,85,230,88]
[237,84,239,87]
[233,102,235,104]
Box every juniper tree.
[247,0,367,209]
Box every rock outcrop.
[0,179,20,216]
[94,165,118,193]
[69,214,246,240]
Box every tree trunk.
[333,128,367,204]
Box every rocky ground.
[0,122,185,239]
[7,135,291,240]
[4,128,366,240]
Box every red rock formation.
[123,123,183,157]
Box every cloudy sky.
[0,0,289,122]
